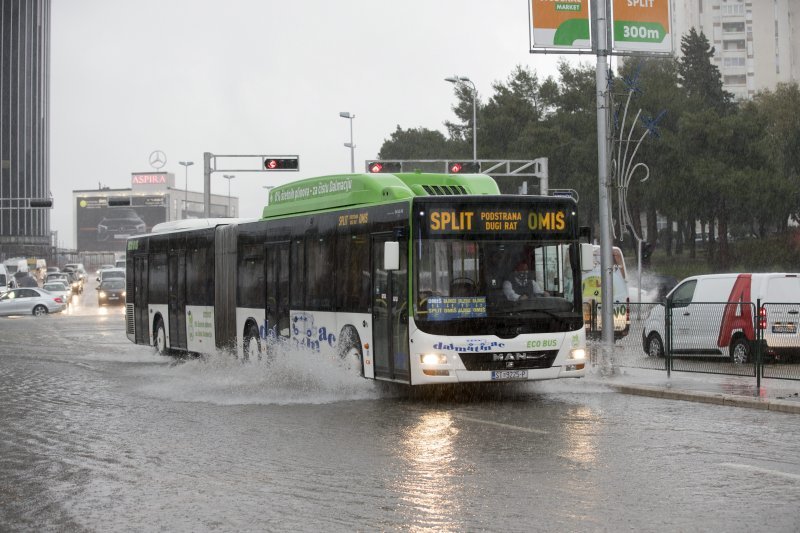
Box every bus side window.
[336,230,370,312]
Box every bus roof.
[150,218,256,234]
[262,172,500,219]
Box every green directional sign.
[611,0,672,53]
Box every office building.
[0,0,51,259]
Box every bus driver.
[503,261,546,301]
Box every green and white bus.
[125,171,592,385]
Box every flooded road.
[2,285,800,532]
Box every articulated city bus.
[125,171,593,385]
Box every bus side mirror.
[580,243,594,272]
[384,241,400,271]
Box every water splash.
[132,344,384,406]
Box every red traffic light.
[448,161,480,173]
[263,157,299,171]
[367,161,401,173]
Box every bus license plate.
[772,323,797,334]
[491,370,528,380]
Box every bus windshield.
[415,237,578,324]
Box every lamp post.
[179,161,194,219]
[339,111,356,173]
[444,75,477,161]
[222,174,235,217]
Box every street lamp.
[339,111,356,173]
[222,174,235,217]
[179,161,194,219]
[444,75,477,161]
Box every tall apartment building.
[671,0,800,100]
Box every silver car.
[42,281,74,307]
[0,287,67,317]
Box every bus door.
[371,233,409,382]
[265,241,290,339]
[134,255,149,344]
[168,251,187,349]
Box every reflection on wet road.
[1,281,799,531]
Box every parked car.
[97,278,126,306]
[642,273,800,364]
[97,267,125,283]
[0,287,67,316]
[42,281,73,306]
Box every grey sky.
[51,0,585,248]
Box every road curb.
[612,384,800,414]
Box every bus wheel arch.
[242,319,262,361]
[153,315,168,356]
[337,325,363,376]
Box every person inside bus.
[503,261,547,301]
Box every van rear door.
[763,275,800,349]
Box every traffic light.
[263,157,299,171]
[448,161,481,173]
[367,161,401,173]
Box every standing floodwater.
[1,289,800,532]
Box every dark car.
[13,271,38,288]
[97,278,126,306]
[97,208,146,241]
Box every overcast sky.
[51,0,586,248]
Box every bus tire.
[337,326,363,376]
[730,336,751,365]
[243,322,262,362]
[154,317,168,356]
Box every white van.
[642,273,800,364]
[0,264,13,295]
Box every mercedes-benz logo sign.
[149,150,167,170]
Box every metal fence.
[585,300,800,384]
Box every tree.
[677,28,734,112]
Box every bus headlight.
[420,353,447,365]
[569,348,586,360]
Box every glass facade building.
[0,0,51,259]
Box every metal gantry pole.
[595,0,615,371]
[203,152,212,217]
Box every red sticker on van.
[717,274,754,347]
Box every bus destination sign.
[426,208,569,235]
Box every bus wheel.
[337,327,363,376]
[243,323,262,362]
[154,318,168,356]
[730,337,751,365]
